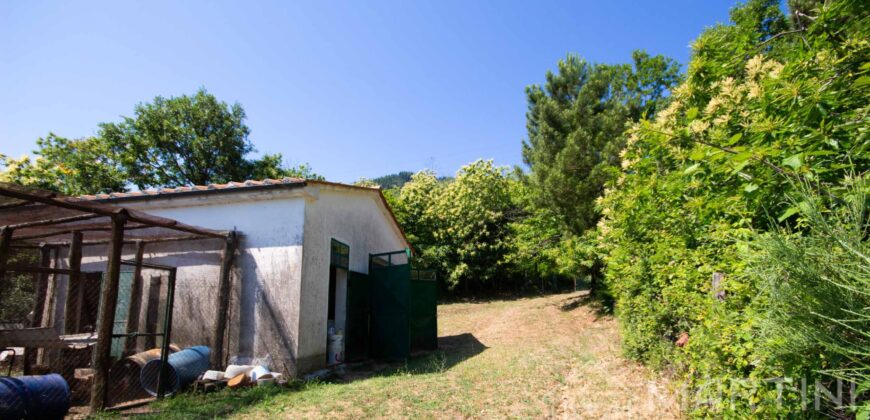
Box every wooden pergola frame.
[0,183,238,411]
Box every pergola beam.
[3,265,78,276]
[11,223,151,242]
[5,213,104,230]
[0,186,225,239]
[0,200,34,210]
[39,233,225,247]
[0,187,120,218]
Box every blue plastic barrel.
[0,374,70,419]
[140,346,210,396]
[0,376,26,419]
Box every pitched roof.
[77,178,412,252]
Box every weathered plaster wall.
[80,190,306,375]
[75,184,407,377]
[296,186,408,373]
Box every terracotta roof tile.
[78,178,307,201]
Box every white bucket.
[249,365,271,381]
[202,370,225,381]
[327,333,344,365]
[224,364,254,378]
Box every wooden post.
[64,232,83,333]
[211,231,237,368]
[89,212,126,412]
[24,245,52,374]
[156,268,177,398]
[0,226,15,364]
[0,226,13,275]
[124,241,146,355]
[712,272,726,302]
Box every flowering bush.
[598,0,868,416]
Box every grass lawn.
[107,291,677,419]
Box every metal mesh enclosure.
[0,254,180,413]
[0,182,234,415]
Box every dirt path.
[168,291,680,419]
[437,291,679,419]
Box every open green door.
[369,260,411,360]
[410,270,438,350]
[345,271,370,362]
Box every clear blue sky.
[0,1,737,183]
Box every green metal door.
[410,274,438,350]
[369,262,411,360]
[345,271,370,362]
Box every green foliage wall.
[389,161,523,292]
[598,0,869,416]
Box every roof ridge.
[78,177,308,200]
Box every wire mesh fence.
[0,247,180,414]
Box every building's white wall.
[296,186,408,372]
[80,191,306,375]
[76,184,407,376]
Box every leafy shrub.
[598,0,868,416]
[750,178,869,416]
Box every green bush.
[598,0,868,416]
[750,179,869,416]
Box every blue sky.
[0,1,737,183]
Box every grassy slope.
[121,292,677,419]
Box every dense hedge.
[598,0,868,416]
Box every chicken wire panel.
[0,248,103,409]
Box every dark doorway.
[327,239,350,363]
[345,271,370,361]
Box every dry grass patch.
[121,291,677,419]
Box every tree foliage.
[522,51,681,235]
[1,89,319,194]
[598,0,868,415]
[371,171,414,189]
[0,134,127,195]
[387,162,525,292]
[98,88,254,188]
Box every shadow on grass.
[340,333,487,380]
[441,288,586,305]
[556,290,612,319]
[102,334,487,419]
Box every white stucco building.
[79,178,412,376]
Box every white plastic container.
[224,364,254,378]
[249,365,271,381]
[202,370,225,381]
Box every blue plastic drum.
[0,374,70,419]
[140,346,210,396]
